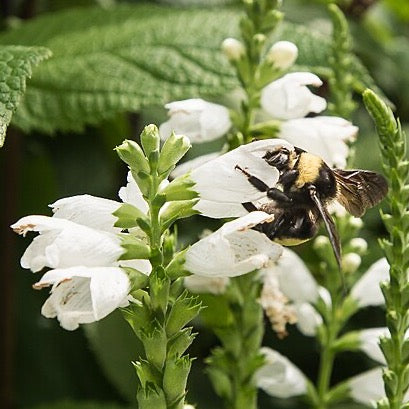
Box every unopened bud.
[222,38,245,61]
[266,41,298,70]
[342,253,361,274]
[350,238,368,254]
[314,235,329,249]
[349,217,363,229]
[253,33,266,47]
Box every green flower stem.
[117,127,199,409]
[208,272,264,409]
[363,89,409,409]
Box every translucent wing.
[333,169,388,217]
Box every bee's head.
[263,146,297,171]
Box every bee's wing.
[333,169,388,217]
[309,186,341,269]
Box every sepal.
[160,200,199,232]
[136,381,167,409]
[160,173,198,201]
[167,327,196,358]
[332,330,360,353]
[123,267,149,294]
[163,355,192,405]
[149,270,171,314]
[165,249,189,280]
[166,290,202,337]
[113,203,150,232]
[158,132,191,177]
[119,234,151,260]
[139,320,168,370]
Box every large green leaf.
[0,45,51,146]
[0,5,238,134]
[0,4,381,135]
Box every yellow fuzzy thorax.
[294,152,323,188]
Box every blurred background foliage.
[0,0,407,408]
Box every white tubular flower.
[50,194,122,233]
[159,98,232,143]
[359,327,389,365]
[34,266,130,331]
[185,211,282,277]
[278,116,358,168]
[350,258,389,308]
[274,248,319,304]
[266,41,298,70]
[11,215,123,272]
[349,367,409,405]
[293,302,323,337]
[184,275,230,295]
[255,347,307,398]
[261,72,326,120]
[171,152,220,179]
[348,367,384,405]
[191,139,292,219]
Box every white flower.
[159,98,232,143]
[350,258,389,308]
[185,211,282,277]
[348,367,384,405]
[255,347,307,398]
[12,215,123,272]
[274,248,319,304]
[359,327,389,365]
[171,152,220,179]
[279,116,357,168]
[261,72,326,120]
[191,138,293,218]
[293,302,323,337]
[349,367,409,406]
[184,275,230,295]
[34,266,130,331]
[222,37,245,61]
[266,41,298,70]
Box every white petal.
[119,259,152,275]
[255,347,307,398]
[13,215,123,272]
[159,98,231,143]
[359,327,389,365]
[184,275,230,294]
[261,72,326,120]
[50,194,121,232]
[37,266,130,330]
[348,367,384,405]
[185,212,282,277]
[294,302,323,336]
[191,139,291,207]
[279,116,358,167]
[171,152,220,179]
[274,248,319,304]
[194,200,248,219]
[118,171,149,213]
[351,258,389,308]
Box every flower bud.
[349,217,363,229]
[350,238,368,254]
[313,235,329,249]
[266,41,298,70]
[342,253,361,274]
[221,38,245,61]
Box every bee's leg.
[242,202,258,212]
[235,165,270,192]
[280,169,299,187]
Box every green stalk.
[207,272,264,409]
[363,89,409,409]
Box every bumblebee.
[236,145,388,268]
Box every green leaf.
[0,45,51,146]
[0,5,238,134]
